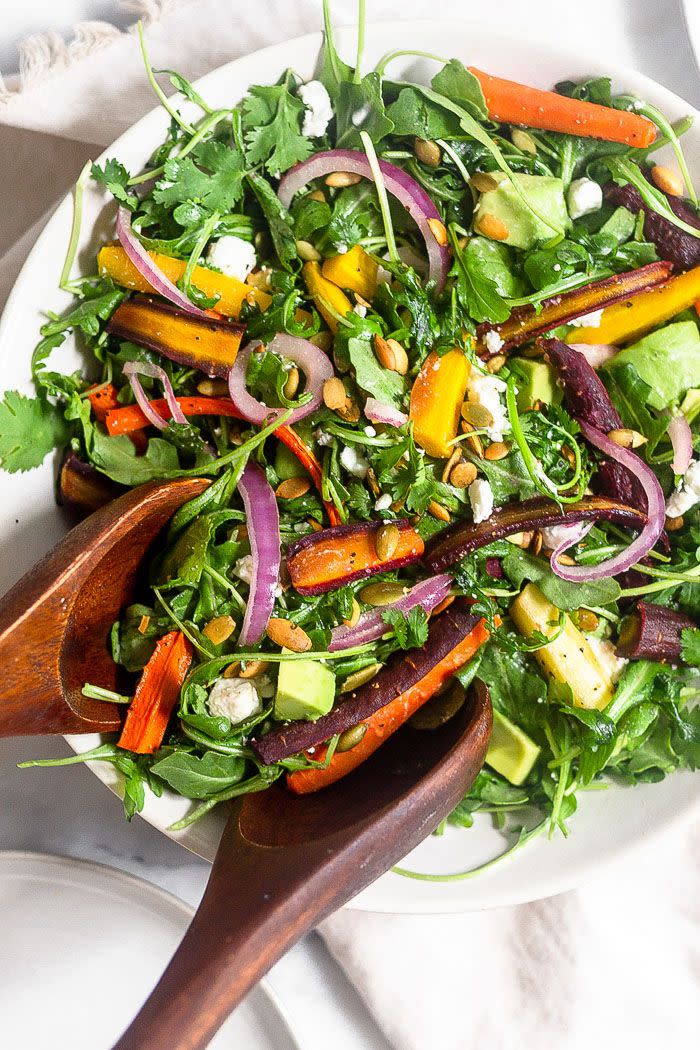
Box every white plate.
[0,850,298,1049]
[1,21,699,913]
[683,0,700,75]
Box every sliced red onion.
[228,333,333,426]
[364,397,408,427]
[122,360,187,430]
[568,343,618,369]
[551,421,665,582]
[548,520,594,560]
[278,150,450,292]
[668,412,693,475]
[116,206,206,318]
[237,462,281,646]
[328,574,452,652]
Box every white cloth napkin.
[1,3,699,1048]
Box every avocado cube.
[486,710,541,785]
[474,173,569,250]
[513,358,562,410]
[274,656,336,721]
[604,321,700,410]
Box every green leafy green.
[502,550,622,611]
[151,751,246,798]
[680,628,700,667]
[381,607,430,649]
[0,392,67,473]
[242,74,313,175]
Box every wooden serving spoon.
[113,681,491,1050]
[0,476,492,1049]
[0,477,208,737]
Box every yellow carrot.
[302,261,353,332]
[409,349,471,458]
[322,245,378,301]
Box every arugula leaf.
[348,334,406,407]
[336,73,394,148]
[452,237,511,325]
[502,549,621,611]
[41,284,125,340]
[468,447,536,503]
[317,183,382,253]
[112,604,159,672]
[87,426,182,485]
[680,627,700,667]
[317,0,354,105]
[91,159,137,209]
[466,238,523,298]
[151,751,245,799]
[153,140,246,215]
[158,69,213,113]
[476,644,547,739]
[557,701,616,742]
[0,391,68,473]
[292,196,332,241]
[602,362,669,454]
[247,172,297,269]
[386,87,460,139]
[431,60,487,120]
[381,607,429,650]
[243,75,313,176]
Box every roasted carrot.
[286,520,424,595]
[286,617,491,794]
[468,68,657,148]
[87,383,121,421]
[118,631,193,754]
[104,396,341,526]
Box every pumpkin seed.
[428,500,450,523]
[413,137,442,167]
[476,212,510,241]
[607,428,647,449]
[486,354,506,374]
[296,239,321,262]
[282,366,300,400]
[441,447,463,484]
[511,129,538,155]
[460,419,484,458]
[375,523,400,561]
[196,377,229,397]
[342,597,361,629]
[359,581,407,606]
[265,618,312,652]
[276,476,311,500]
[340,663,382,693]
[325,171,362,187]
[323,376,347,411]
[529,530,543,556]
[449,460,478,488]
[239,659,270,679]
[409,682,466,730]
[427,217,448,246]
[336,722,369,751]
[462,401,494,428]
[470,171,502,193]
[651,164,684,197]
[484,441,511,461]
[665,514,685,531]
[572,608,599,632]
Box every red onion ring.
[116,206,206,318]
[668,412,693,475]
[568,343,618,369]
[122,360,187,430]
[228,333,333,426]
[551,421,665,582]
[364,397,408,427]
[328,574,452,651]
[278,150,450,292]
[547,520,594,560]
[237,462,281,645]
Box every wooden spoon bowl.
[0,478,208,737]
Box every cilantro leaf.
[153,141,245,215]
[0,392,67,473]
[91,159,137,208]
[243,77,313,176]
[680,627,700,667]
[381,607,430,650]
[373,262,440,359]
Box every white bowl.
[1,21,698,913]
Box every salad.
[5,2,699,867]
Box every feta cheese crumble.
[374,493,392,512]
[351,104,371,126]
[233,554,254,585]
[298,80,333,138]
[207,678,262,725]
[340,444,370,478]
[314,429,334,447]
[566,177,603,220]
[541,523,578,549]
[569,308,604,328]
[484,330,504,355]
[207,235,256,282]
[353,303,368,318]
[587,636,628,684]
[468,478,494,523]
[666,458,700,517]
[364,425,377,437]
[468,372,510,441]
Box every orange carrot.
[87,383,121,421]
[469,68,657,148]
[118,631,193,755]
[104,396,341,526]
[286,618,491,794]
